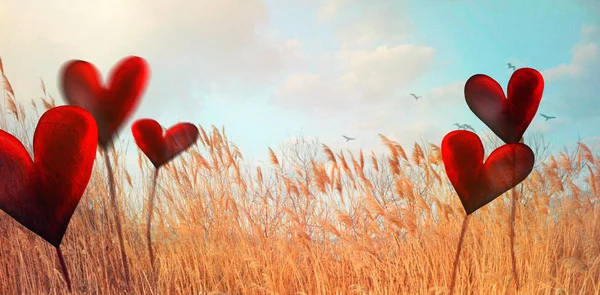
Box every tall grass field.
[0,70,599,294]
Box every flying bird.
[453,123,475,132]
[540,114,556,121]
[507,63,516,71]
[462,124,475,132]
[410,93,422,100]
[342,135,355,142]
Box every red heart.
[465,68,544,144]
[60,56,150,147]
[132,119,199,168]
[441,130,534,215]
[0,106,97,247]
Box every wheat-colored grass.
[1,64,600,294]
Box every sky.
[1,0,600,180]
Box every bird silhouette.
[410,93,422,100]
[453,123,475,132]
[462,124,475,132]
[507,63,516,71]
[540,114,556,121]
[342,135,355,142]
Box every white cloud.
[317,0,413,48]
[271,73,347,111]
[272,77,469,160]
[541,64,581,81]
[344,80,465,137]
[0,0,299,119]
[0,0,308,185]
[272,44,435,113]
[539,25,600,120]
[337,45,435,101]
[411,80,465,112]
[318,0,354,20]
[341,7,413,48]
[542,27,599,82]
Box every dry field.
[0,73,599,294]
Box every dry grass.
[1,65,600,295]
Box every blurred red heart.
[442,130,534,215]
[60,56,150,147]
[465,68,544,144]
[132,119,199,168]
[0,106,97,247]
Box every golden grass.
[1,65,600,294]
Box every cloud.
[318,0,352,20]
[272,77,469,159]
[271,73,347,112]
[337,46,435,100]
[410,80,465,112]
[268,5,459,156]
[318,0,413,48]
[346,80,466,135]
[0,0,299,119]
[541,64,581,81]
[0,0,307,184]
[540,25,600,120]
[272,44,435,113]
[542,25,599,82]
[542,43,598,81]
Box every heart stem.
[102,146,131,287]
[449,215,470,295]
[56,247,72,293]
[147,168,160,280]
[509,137,523,292]
[510,188,519,291]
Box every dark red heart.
[132,119,199,168]
[60,56,150,147]
[0,106,98,247]
[465,68,544,144]
[441,130,534,215]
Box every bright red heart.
[132,119,199,168]
[60,56,150,147]
[442,130,534,215]
[465,68,544,144]
[0,106,98,247]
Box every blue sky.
[1,0,599,179]
[195,0,600,161]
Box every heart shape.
[464,68,544,144]
[0,106,97,247]
[132,119,199,168]
[60,56,150,147]
[441,130,534,215]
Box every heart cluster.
[442,68,544,214]
[59,57,199,169]
[0,56,199,288]
[0,55,546,290]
